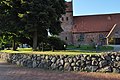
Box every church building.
[59,1,120,46]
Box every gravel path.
[0,60,120,80]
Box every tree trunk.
[33,30,38,51]
[13,39,17,51]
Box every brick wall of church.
[72,32,108,46]
[59,32,73,45]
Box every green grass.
[0,45,113,55]
[17,48,32,51]
[98,46,113,51]
[67,45,113,51]
[0,48,100,55]
[0,48,32,54]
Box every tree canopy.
[0,0,66,50]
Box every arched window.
[66,17,68,21]
[61,17,64,21]
[78,33,84,41]
[65,37,67,40]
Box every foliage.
[47,37,66,50]
[0,0,27,50]
[39,37,67,51]
[0,33,12,49]
[22,0,66,50]
[0,0,66,50]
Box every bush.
[48,37,66,50]
[39,43,51,51]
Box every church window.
[75,25,77,28]
[78,33,84,41]
[62,17,64,21]
[66,17,68,21]
[65,37,67,40]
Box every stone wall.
[0,52,120,73]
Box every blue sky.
[65,0,120,16]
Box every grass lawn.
[0,48,101,55]
[67,45,113,51]
[0,45,113,55]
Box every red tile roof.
[72,13,120,33]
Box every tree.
[0,0,66,51]
[0,0,27,50]
[0,33,13,49]
[22,0,66,50]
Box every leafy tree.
[0,0,66,51]
[0,0,26,50]
[23,0,66,50]
[0,33,14,49]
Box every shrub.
[39,43,51,51]
[48,37,66,50]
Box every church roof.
[72,13,120,33]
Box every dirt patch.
[0,60,120,80]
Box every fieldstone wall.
[0,52,120,73]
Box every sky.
[65,0,120,16]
